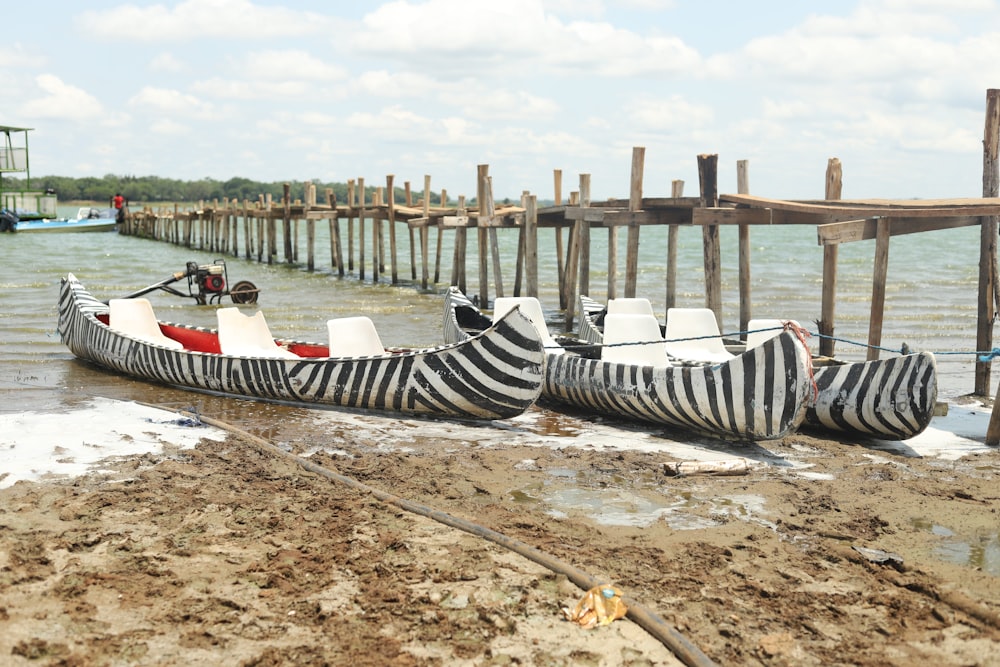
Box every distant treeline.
[4,174,465,206]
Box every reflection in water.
[911,517,1000,576]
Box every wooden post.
[525,194,538,297]
[980,90,1000,443]
[327,189,344,276]
[579,174,592,297]
[736,160,751,341]
[979,88,999,398]
[486,175,504,299]
[358,177,366,281]
[372,186,381,283]
[665,179,683,313]
[243,199,252,260]
[698,154,722,329]
[434,188,446,284]
[404,181,416,280]
[346,179,355,272]
[266,194,276,265]
[866,217,890,361]
[387,175,398,284]
[819,157,843,357]
[625,146,644,298]
[282,183,292,264]
[561,223,579,312]
[477,165,490,306]
[453,195,467,292]
[421,175,431,289]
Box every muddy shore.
[2,392,999,666]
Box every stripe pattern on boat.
[58,274,545,421]
[445,287,811,441]
[807,352,938,439]
[542,333,810,441]
[578,293,938,440]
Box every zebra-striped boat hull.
[58,274,545,421]
[578,294,938,440]
[806,353,937,439]
[445,288,811,441]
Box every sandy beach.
[2,391,999,667]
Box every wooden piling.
[346,179,356,272]
[282,183,292,264]
[665,179,683,313]
[387,175,398,283]
[736,160,751,340]
[358,177,366,281]
[625,146,645,298]
[698,154,723,329]
[820,158,843,357]
[525,194,538,297]
[979,88,999,399]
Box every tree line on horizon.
[2,173,528,207]
[3,174,453,207]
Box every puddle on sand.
[534,476,770,530]
[911,518,1000,576]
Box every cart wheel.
[229,280,259,304]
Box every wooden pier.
[121,89,1000,440]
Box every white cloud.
[349,0,700,77]
[19,75,104,121]
[77,0,335,41]
[128,87,215,117]
[346,106,436,139]
[238,50,348,82]
[627,96,714,131]
[0,43,44,68]
[149,52,186,73]
[150,118,190,136]
[356,70,443,98]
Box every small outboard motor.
[0,209,19,233]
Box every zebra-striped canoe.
[58,274,545,421]
[444,287,812,442]
[578,294,938,440]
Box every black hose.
[171,407,719,667]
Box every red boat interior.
[94,313,332,357]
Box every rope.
[158,405,719,667]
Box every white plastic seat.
[327,316,385,357]
[601,313,669,368]
[108,298,183,350]
[664,308,735,363]
[607,297,655,316]
[216,307,298,359]
[492,296,560,352]
[746,318,802,350]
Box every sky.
[3,0,999,201]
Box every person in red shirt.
[112,193,125,224]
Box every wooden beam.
[817,215,982,245]
[722,192,1000,217]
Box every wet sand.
[2,377,999,665]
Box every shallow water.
[1,206,989,403]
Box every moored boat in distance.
[5,207,117,233]
[444,287,812,442]
[578,294,938,440]
[58,274,546,421]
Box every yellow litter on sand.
[562,584,628,629]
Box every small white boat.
[6,207,117,233]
